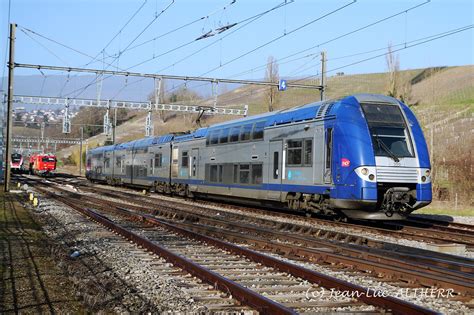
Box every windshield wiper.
[374,135,400,162]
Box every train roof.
[88,94,401,151]
[350,93,400,105]
[206,99,335,132]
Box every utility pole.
[4,23,16,192]
[320,51,326,101]
[79,126,83,176]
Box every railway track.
[20,176,474,284]
[17,178,442,314]
[48,174,474,248]
[14,175,474,311]
[45,176,473,258]
[37,173,474,250]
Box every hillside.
[54,65,473,211]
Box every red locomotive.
[29,154,57,176]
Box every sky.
[1,0,473,96]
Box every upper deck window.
[210,130,220,145]
[252,121,265,140]
[230,126,240,142]
[219,128,230,144]
[240,123,253,141]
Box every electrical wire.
[293,24,473,83]
[66,0,292,100]
[70,0,176,98]
[211,0,431,88]
[128,1,294,74]
[164,0,352,95]
[83,0,149,68]
[198,0,356,78]
[19,29,71,66]
[116,0,238,56]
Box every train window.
[304,139,313,165]
[251,164,263,184]
[230,126,241,142]
[210,165,218,182]
[361,104,414,158]
[116,156,121,167]
[287,140,303,165]
[104,158,110,168]
[42,157,56,162]
[154,153,162,168]
[210,131,220,145]
[326,128,333,171]
[273,152,279,179]
[252,121,265,140]
[218,165,223,183]
[240,124,253,141]
[181,151,189,167]
[12,154,22,163]
[219,128,230,144]
[239,164,250,184]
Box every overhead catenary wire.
[71,0,176,98]
[292,24,474,83]
[16,1,148,98]
[125,1,294,76]
[83,0,149,68]
[183,24,474,107]
[197,0,357,78]
[67,0,293,100]
[165,0,355,96]
[207,0,431,89]
[114,0,238,56]
[19,26,126,71]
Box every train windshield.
[42,157,56,162]
[361,103,414,159]
[11,154,22,162]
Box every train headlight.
[355,166,376,183]
[419,168,431,183]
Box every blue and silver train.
[86,94,432,220]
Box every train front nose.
[375,166,432,216]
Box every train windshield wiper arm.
[374,135,400,162]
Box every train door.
[191,148,199,179]
[313,126,325,184]
[171,147,179,178]
[324,127,333,184]
[267,140,282,200]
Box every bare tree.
[264,56,279,112]
[386,43,400,98]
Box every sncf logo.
[341,158,350,167]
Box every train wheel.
[185,185,194,199]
